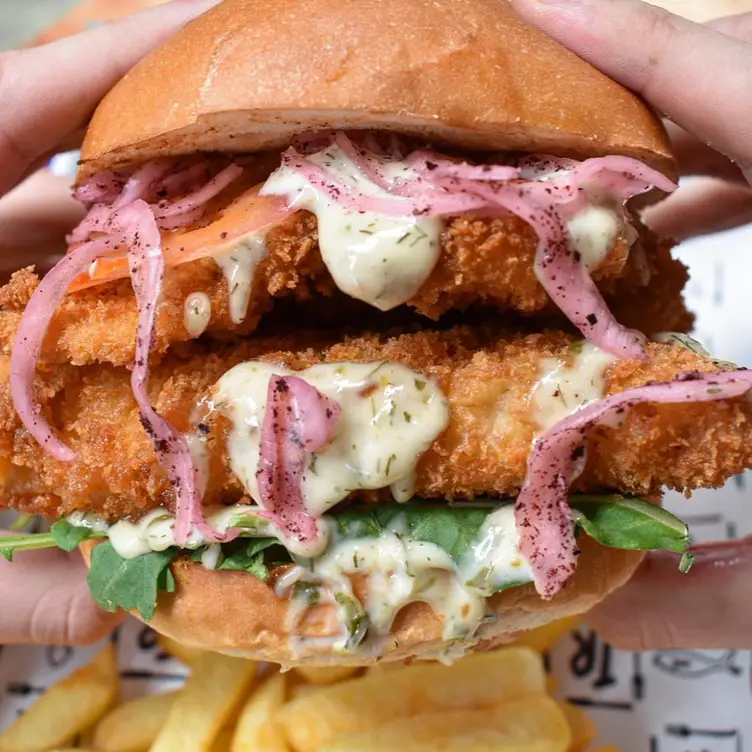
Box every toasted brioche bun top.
[79,0,674,180]
[80,536,642,666]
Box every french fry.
[547,675,559,695]
[149,653,257,752]
[588,747,620,752]
[512,618,579,654]
[319,695,571,752]
[293,666,360,685]
[77,724,98,749]
[210,728,236,752]
[290,683,319,701]
[559,702,597,752]
[280,647,546,752]
[231,673,289,752]
[94,691,177,752]
[0,645,119,752]
[156,634,204,667]
[365,660,411,677]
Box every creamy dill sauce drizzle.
[522,165,637,271]
[260,145,442,311]
[566,189,637,271]
[302,507,533,643]
[213,361,450,516]
[310,536,483,639]
[530,342,617,431]
[213,233,268,324]
[459,504,535,593]
[183,292,211,336]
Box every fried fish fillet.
[0,326,748,520]
[0,214,682,367]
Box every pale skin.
[511,0,752,649]
[0,0,221,645]
[2,0,751,649]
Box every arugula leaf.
[333,496,691,590]
[0,532,58,562]
[334,504,489,561]
[216,538,282,582]
[0,518,100,561]
[51,520,95,551]
[87,542,179,621]
[570,495,690,554]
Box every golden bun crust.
[80,536,642,666]
[79,0,674,180]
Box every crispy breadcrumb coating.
[0,214,682,366]
[0,326,747,519]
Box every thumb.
[0,544,124,646]
[0,0,221,196]
[509,0,752,183]
[587,537,752,650]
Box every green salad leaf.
[334,496,690,570]
[570,495,690,553]
[333,504,490,561]
[0,520,97,561]
[1,494,693,623]
[51,520,96,551]
[87,542,179,621]
[216,538,282,581]
[0,532,58,562]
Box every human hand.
[510,0,752,242]
[510,0,752,650]
[0,0,221,279]
[0,537,125,645]
[585,537,752,650]
[0,0,221,644]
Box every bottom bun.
[80,536,642,666]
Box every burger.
[1,0,751,666]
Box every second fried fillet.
[0,325,747,519]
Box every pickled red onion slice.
[113,159,174,210]
[152,164,243,221]
[516,369,752,599]
[74,170,128,205]
[69,158,246,244]
[467,180,647,359]
[113,200,215,547]
[406,149,519,182]
[10,236,122,461]
[257,375,341,545]
[67,204,114,244]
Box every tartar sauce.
[653,332,737,370]
[459,504,535,593]
[95,504,275,560]
[261,145,442,311]
[280,505,533,647]
[183,292,212,336]
[213,361,450,516]
[530,341,616,431]
[213,232,268,324]
[566,190,637,272]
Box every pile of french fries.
[0,617,616,752]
